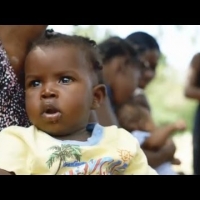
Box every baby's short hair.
[28,29,103,84]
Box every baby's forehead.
[28,45,89,67]
[38,45,90,62]
[26,45,97,77]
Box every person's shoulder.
[103,125,140,148]
[190,53,200,69]
[193,52,200,58]
[117,127,140,144]
[0,125,36,139]
[103,125,135,137]
[1,125,35,132]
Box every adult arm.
[184,53,200,101]
[0,25,48,78]
[0,169,13,175]
[95,95,119,126]
[142,139,176,168]
[143,120,186,150]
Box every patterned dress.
[0,41,30,131]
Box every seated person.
[90,36,178,170]
[116,101,186,175]
[94,36,141,126]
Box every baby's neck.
[52,128,91,142]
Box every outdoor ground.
[172,132,193,175]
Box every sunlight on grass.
[146,63,197,133]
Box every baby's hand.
[171,157,181,165]
[174,120,187,131]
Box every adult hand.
[174,120,187,131]
[161,139,176,162]
[171,157,181,165]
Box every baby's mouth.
[45,107,58,114]
[42,106,61,123]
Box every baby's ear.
[91,84,106,110]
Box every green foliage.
[46,145,82,169]
[146,61,197,133]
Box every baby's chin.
[36,124,68,138]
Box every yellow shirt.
[0,124,157,175]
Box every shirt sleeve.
[0,127,31,175]
[122,132,157,175]
[131,130,151,146]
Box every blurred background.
[48,25,200,174]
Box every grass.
[146,64,197,134]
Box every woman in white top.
[125,32,186,173]
[126,31,160,111]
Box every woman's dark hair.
[97,36,142,84]
[126,31,160,55]
[98,36,140,64]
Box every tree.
[46,144,81,174]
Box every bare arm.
[0,169,13,175]
[95,96,119,126]
[142,139,176,168]
[185,53,200,101]
[142,125,176,150]
[142,120,186,150]
[143,150,169,168]
[0,25,48,78]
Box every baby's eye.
[30,81,41,87]
[59,77,73,84]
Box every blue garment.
[193,104,200,174]
[106,85,116,112]
[54,123,103,147]
[131,130,177,175]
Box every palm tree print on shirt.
[46,144,82,174]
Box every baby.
[116,101,186,175]
[0,30,157,175]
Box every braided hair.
[126,31,160,55]
[28,29,103,83]
[98,36,140,64]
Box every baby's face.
[117,105,138,132]
[118,104,155,132]
[138,49,160,89]
[24,45,95,137]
